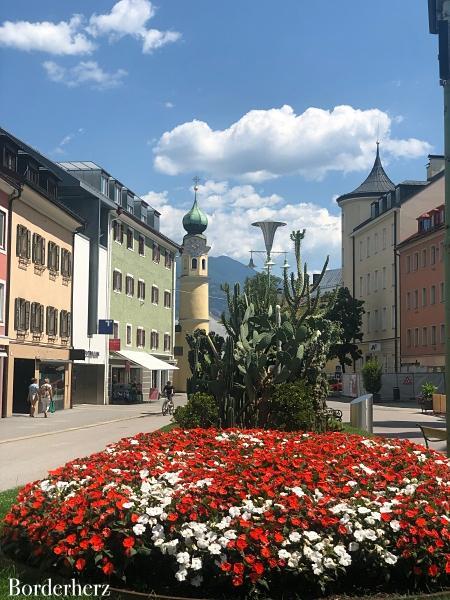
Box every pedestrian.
[39,378,53,418]
[27,378,40,418]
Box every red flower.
[428,564,439,577]
[75,558,86,571]
[123,537,135,548]
[102,562,114,575]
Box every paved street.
[0,395,185,491]
[327,397,447,452]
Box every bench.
[416,424,447,449]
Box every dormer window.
[127,195,134,214]
[101,175,109,196]
[3,146,16,171]
[47,178,57,198]
[114,185,121,204]
[26,164,39,185]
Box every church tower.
[173,181,210,392]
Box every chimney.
[427,155,445,180]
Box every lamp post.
[427,0,450,456]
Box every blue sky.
[0,0,443,272]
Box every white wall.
[73,234,107,365]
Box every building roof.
[336,143,395,203]
[182,198,208,235]
[312,268,342,294]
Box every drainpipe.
[70,225,85,410]
[2,184,22,418]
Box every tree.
[325,286,364,373]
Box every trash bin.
[393,387,400,401]
[350,394,373,433]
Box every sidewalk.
[327,397,447,452]
[0,395,186,491]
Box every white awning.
[115,349,178,371]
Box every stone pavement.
[0,394,186,492]
[327,397,447,453]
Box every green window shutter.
[25,301,30,330]
[54,309,58,336]
[39,305,44,333]
[68,252,72,277]
[16,225,21,257]
[14,298,19,330]
[30,302,36,332]
[46,306,50,335]
[32,234,36,263]
[56,246,60,272]
[26,230,31,260]
[68,312,72,338]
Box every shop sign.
[86,350,100,359]
[109,338,121,351]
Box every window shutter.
[30,302,36,332]
[39,305,44,333]
[68,252,72,277]
[56,246,60,272]
[54,309,58,336]
[26,230,31,259]
[119,272,122,291]
[60,311,64,337]
[25,301,30,330]
[14,298,19,330]
[16,225,21,257]
[32,234,37,262]
[46,306,50,335]
[68,312,72,338]
[120,223,124,244]
[41,238,45,266]
[47,242,52,269]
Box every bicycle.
[162,394,175,416]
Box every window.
[374,270,378,292]
[14,298,30,331]
[441,324,445,344]
[138,280,145,300]
[101,175,109,196]
[367,311,371,333]
[202,258,206,270]
[359,276,363,297]
[422,327,427,346]
[126,228,134,250]
[151,330,159,350]
[374,309,379,331]
[406,255,411,273]
[113,270,122,292]
[0,210,6,250]
[407,329,412,347]
[359,241,363,261]
[0,283,4,323]
[422,288,427,307]
[164,333,171,352]
[407,292,411,310]
[152,242,160,263]
[61,249,72,277]
[26,164,39,185]
[382,228,386,250]
[59,310,71,339]
[414,328,419,347]
[47,178,57,199]
[113,221,124,243]
[431,246,436,265]
[421,249,427,268]
[151,285,159,304]
[137,327,145,348]
[125,275,134,297]
[165,250,173,268]
[391,263,395,287]
[441,281,445,302]
[114,185,121,204]
[431,325,437,345]
[391,305,396,330]
[366,273,370,294]
[127,195,134,214]
[126,324,132,346]
[30,302,44,334]
[366,236,370,258]
[374,233,378,254]
[3,146,16,171]
[191,258,198,269]
[382,307,387,330]
[413,253,419,271]
[431,285,436,305]
[138,235,145,256]
[32,233,45,266]
[113,321,119,339]
[414,289,418,309]
[164,290,171,308]
[47,241,60,272]
[391,222,395,245]
[16,225,31,259]
[46,306,58,337]
[382,267,386,289]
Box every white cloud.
[88,0,180,53]
[52,128,85,155]
[43,60,127,89]
[165,101,175,109]
[153,104,432,182]
[0,15,94,55]
[141,181,341,269]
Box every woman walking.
[27,378,40,418]
[39,378,53,418]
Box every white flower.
[130,439,139,445]
[176,552,190,565]
[390,520,401,532]
[132,524,146,536]
[348,542,359,552]
[324,557,336,569]
[347,481,358,487]
[191,557,202,571]
[175,568,188,582]
[140,469,149,479]
[224,529,237,540]
[229,507,241,518]
[208,543,221,555]
[141,481,151,494]
[304,531,320,542]
[122,502,134,509]
[278,549,291,559]
[357,507,371,514]
[289,532,301,543]
[384,551,398,565]
[291,486,305,497]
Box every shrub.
[421,381,438,399]
[267,380,316,431]
[362,359,382,395]
[173,392,218,428]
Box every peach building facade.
[398,206,445,370]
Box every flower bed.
[1,429,449,598]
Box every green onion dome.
[182,199,208,234]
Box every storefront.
[109,349,177,404]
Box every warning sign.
[402,376,413,385]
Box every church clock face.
[184,236,207,257]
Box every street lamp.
[427,0,450,456]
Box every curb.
[0,412,163,445]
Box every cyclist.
[162,380,175,415]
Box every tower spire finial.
[192,175,201,202]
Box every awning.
[115,349,178,371]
